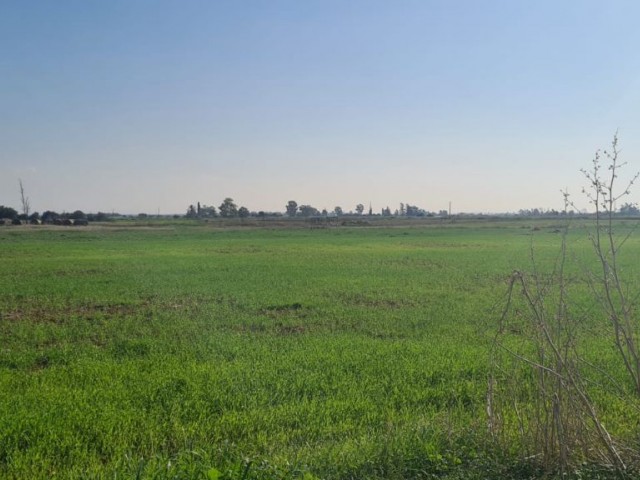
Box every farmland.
[1,219,639,479]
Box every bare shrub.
[581,135,640,396]
[489,135,640,476]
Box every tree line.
[0,205,105,225]
[184,198,447,219]
[0,180,102,224]
[185,198,251,218]
[5,174,640,223]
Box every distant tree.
[321,208,328,216]
[197,202,201,215]
[0,205,18,219]
[186,205,197,218]
[199,205,217,217]
[286,200,298,217]
[87,212,109,222]
[29,211,40,221]
[619,202,640,216]
[518,208,545,217]
[219,197,238,217]
[41,210,59,223]
[368,203,373,216]
[438,209,448,217]
[238,206,250,218]
[70,210,86,220]
[381,206,391,216]
[299,205,319,217]
[399,203,405,216]
[334,206,343,216]
[405,204,426,217]
[355,204,364,215]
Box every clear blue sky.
[2,1,640,214]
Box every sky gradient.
[3,1,640,215]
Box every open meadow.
[2,219,639,479]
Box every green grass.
[0,220,638,479]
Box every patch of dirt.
[1,303,143,324]
[339,293,415,308]
[30,355,51,371]
[259,303,307,319]
[263,302,303,312]
[1,296,213,324]
[228,321,307,336]
[275,323,306,335]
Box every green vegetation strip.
[1,221,637,479]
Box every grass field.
[1,220,639,479]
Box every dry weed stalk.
[581,134,640,396]
[489,135,640,476]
